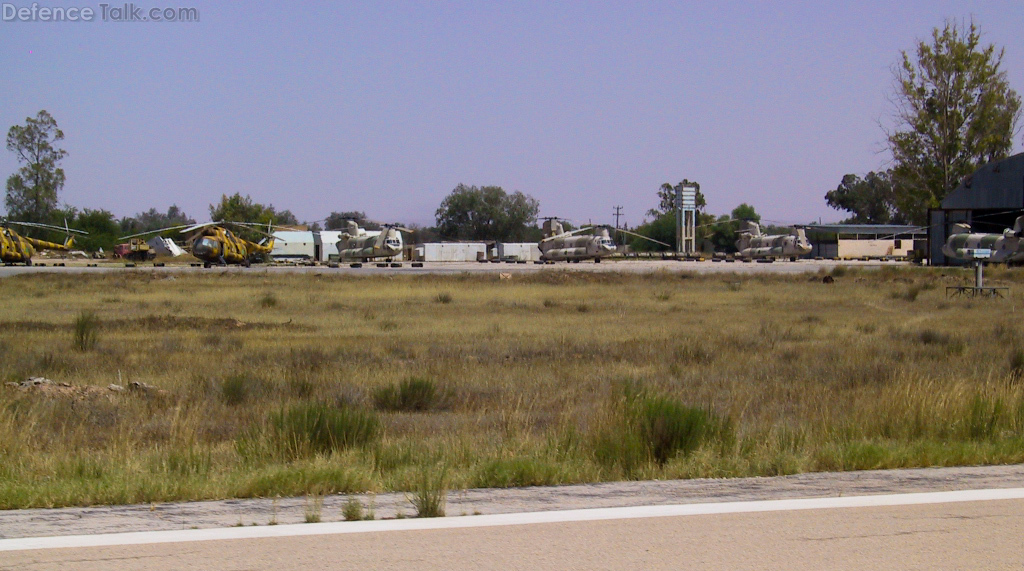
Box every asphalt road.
[0,258,902,278]
[4,494,1023,571]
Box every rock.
[822,275,835,284]
[108,384,125,392]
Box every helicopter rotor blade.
[6,220,89,235]
[117,222,208,240]
[541,226,594,243]
[615,227,672,248]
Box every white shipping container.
[271,231,316,259]
[497,242,542,261]
[415,243,488,262]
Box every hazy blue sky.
[2,1,1022,228]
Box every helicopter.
[121,221,277,268]
[735,221,811,261]
[0,220,88,265]
[538,219,670,262]
[942,215,1024,263]
[337,220,410,264]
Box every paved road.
[4,493,1022,570]
[0,258,900,278]
[4,464,1023,539]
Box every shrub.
[267,403,381,459]
[72,310,99,352]
[434,292,453,304]
[258,291,278,308]
[408,464,446,518]
[636,395,711,464]
[1009,349,1024,381]
[221,374,252,406]
[342,496,365,521]
[374,377,440,412]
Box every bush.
[267,403,381,459]
[221,374,251,406]
[1009,349,1024,381]
[434,292,453,304]
[374,377,440,412]
[342,496,365,521]
[408,464,446,518]
[637,395,711,464]
[72,310,99,352]
[259,292,278,308]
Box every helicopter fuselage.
[189,227,272,267]
[0,227,73,265]
[337,226,403,261]
[539,235,616,261]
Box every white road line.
[3,487,1024,552]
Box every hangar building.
[929,152,1024,265]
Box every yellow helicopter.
[121,221,278,268]
[1,220,88,266]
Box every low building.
[414,242,488,262]
[496,242,542,261]
[929,152,1024,265]
[316,231,345,262]
[803,225,926,259]
[270,231,316,260]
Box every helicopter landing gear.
[350,263,363,268]
[243,258,251,268]
[203,262,212,269]
[24,260,31,266]
[594,258,601,263]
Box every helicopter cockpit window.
[198,237,218,250]
[385,238,401,248]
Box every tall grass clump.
[221,373,252,406]
[408,464,447,518]
[637,395,712,465]
[1009,349,1024,381]
[434,292,453,304]
[245,403,381,461]
[72,310,99,352]
[592,383,726,472]
[258,291,278,308]
[374,377,441,412]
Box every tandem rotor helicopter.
[538,218,671,262]
[1,220,88,265]
[121,221,279,268]
[336,220,411,264]
[942,214,1024,263]
[735,221,812,261]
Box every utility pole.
[613,205,623,246]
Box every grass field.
[1,265,1023,509]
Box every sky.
[1,1,1022,229]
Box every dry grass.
[1,266,1023,508]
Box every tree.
[628,213,675,252]
[120,205,195,234]
[888,21,1021,224]
[72,209,121,252]
[650,180,706,217]
[209,193,299,226]
[434,184,540,241]
[325,211,380,231]
[5,110,67,225]
[825,172,902,224]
